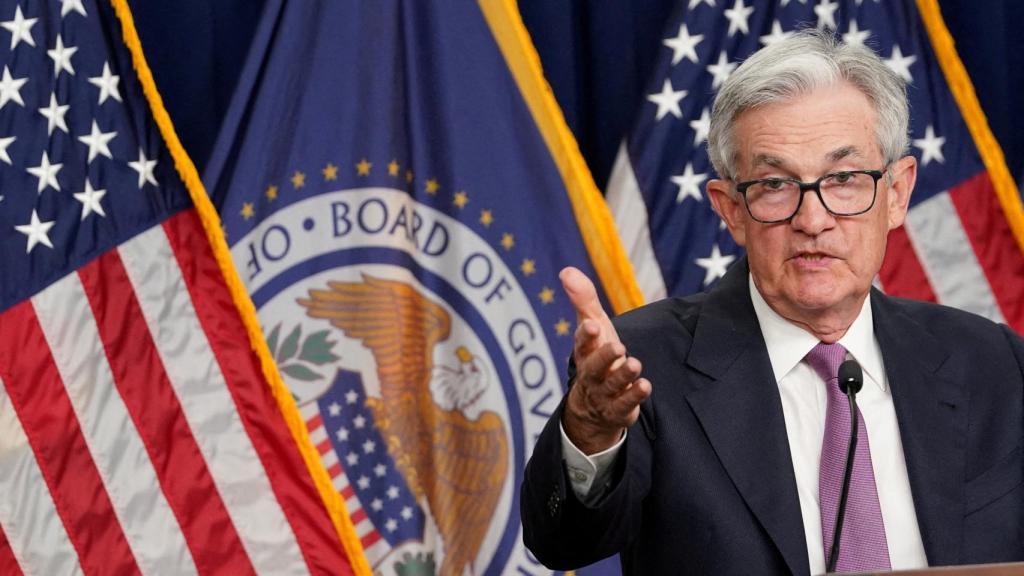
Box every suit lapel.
[684,261,810,576]
[872,293,965,566]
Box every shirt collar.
[748,275,886,391]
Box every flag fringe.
[916,0,1024,257]
[478,0,645,314]
[105,1,372,573]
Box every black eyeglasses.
[734,169,887,224]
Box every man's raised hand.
[560,267,651,455]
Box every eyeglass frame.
[733,168,888,224]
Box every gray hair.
[707,29,909,181]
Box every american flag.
[0,1,365,574]
[607,0,1024,332]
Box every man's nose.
[789,189,836,234]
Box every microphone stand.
[826,360,864,573]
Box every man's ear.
[707,178,747,246]
[885,155,917,231]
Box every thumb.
[560,266,620,343]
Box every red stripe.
[0,300,138,575]
[947,171,1024,333]
[341,485,356,500]
[350,508,368,524]
[307,415,323,432]
[880,225,938,303]
[0,523,23,575]
[360,531,382,549]
[327,463,342,478]
[78,252,256,576]
[163,210,353,575]
[317,439,332,455]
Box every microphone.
[826,359,864,573]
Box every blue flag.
[204,1,640,574]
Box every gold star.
[291,171,306,189]
[388,160,400,177]
[406,170,414,183]
[425,178,440,195]
[555,318,571,336]
[500,233,514,251]
[323,163,339,181]
[479,210,493,227]
[265,185,278,201]
[453,190,469,209]
[539,287,555,304]
[240,202,255,220]
[520,259,536,276]
[356,158,371,177]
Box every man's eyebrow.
[751,153,785,168]
[827,146,863,163]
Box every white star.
[78,121,117,161]
[27,151,62,193]
[0,66,27,110]
[401,506,413,520]
[688,0,716,8]
[1,6,36,50]
[356,475,370,490]
[373,463,387,477]
[647,79,687,121]
[370,498,383,511]
[74,180,106,220]
[386,486,399,499]
[384,519,397,533]
[346,451,359,466]
[39,94,70,136]
[723,0,754,37]
[128,148,158,188]
[47,36,78,78]
[780,0,808,4]
[689,107,711,146]
[814,0,839,30]
[328,402,341,416]
[695,244,736,286]
[61,0,87,18]
[843,20,871,47]
[706,52,737,90]
[345,389,359,404]
[671,163,708,203]
[663,23,703,66]
[352,414,366,429]
[88,63,122,104]
[0,135,14,164]
[760,21,792,47]
[885,45,917,83]
[362,439,376,454]
[913,125,946,166]
[15,209,55,254]
[335,427,349,442]
[854,0,880,4]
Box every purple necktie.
[807,342,891,573]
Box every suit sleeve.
[519,357,653,570]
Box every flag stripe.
[162,209,350,573]
[32,274,199,575]
[905,191,1006,323]
[116,220,309,575]
[0,376,80,576]
[946,172,1024,332]
[879,227,938,303]
[0,523,23,576]
[0,300,139,575]
[77,252,256,576]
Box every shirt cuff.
[559,422,626,504]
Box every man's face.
[708,82,916,333]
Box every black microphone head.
[838,359,863,394]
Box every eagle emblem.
[298,274,509,576]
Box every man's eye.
[764,179,786,190]
[831,172,853,184]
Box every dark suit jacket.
[521,260,1024,575]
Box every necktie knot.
[805,341,847,385]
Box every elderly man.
[520,30,1024,575]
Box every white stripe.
[606,141,665,303]
[0,375,83,576]
[333,470,350,492]
[320,450,339,472]
[31,275,198,576]
[117,224,309,575]
[354,519,375,539]
[904,192,1005,323]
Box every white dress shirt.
[560,277,929,574]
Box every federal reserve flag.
[204,1,641,575]
[0,0,366,574]
[608,0,1024,332]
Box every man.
[521,30,1024,575]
